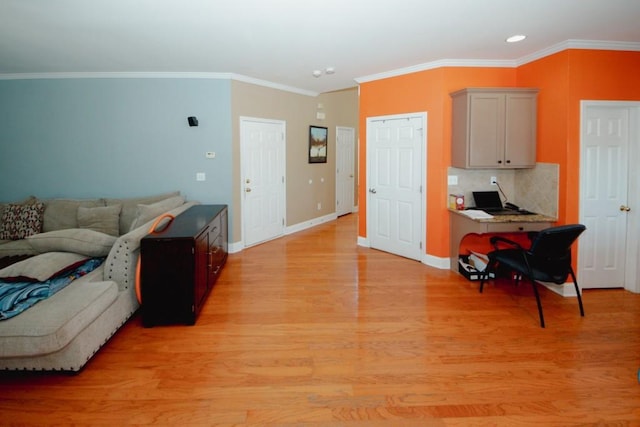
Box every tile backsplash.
[447,163,558,218]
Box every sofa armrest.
[104,201,198,292]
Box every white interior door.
[336,126,355,216]
[579,104,631,288]
[367,113,425,261]
[240,117,286,247]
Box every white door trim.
[365,112,427,263]
[239,116,287,248]
[579,101,640,293]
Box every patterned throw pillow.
[0,202,46,240]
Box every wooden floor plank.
[1,213,640,425]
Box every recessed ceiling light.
[506,34,527,43]
[312,70,322,78]
[325,67,335,75]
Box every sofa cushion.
[0,202,46,240]
[0,239,38,257]
[27,229,117,257]
[42,198,105,232]
[129,195,185,231]
[105,191,180,235]
[0,276,118,358]
[77,204,121,236]
[0,252,89,282]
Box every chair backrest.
[527,224,586,283]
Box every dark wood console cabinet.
[140,204,228,326]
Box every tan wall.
[231,81,358,244]
[319,88,360,209]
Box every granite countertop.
[449,208,556,223]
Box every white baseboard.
[228,241,243,254]
[286,212,338,235]
[540,281,580,297]
[357,236,369,247]
[357,240,450,270]
[488,275,581,298]
[230,213,339,253]
[423,254,450,270]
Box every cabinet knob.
[497,160,502,164]
[506,160,511,164]
[620,205,631,212]
[245,188,252,193]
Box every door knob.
[369,188,377,194]
[620,205,631,212]
[245,188,252,193]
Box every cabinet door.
[504,92,537,167]
[468,93,505,168]
[141,239,195,326]
[194,230,209,314]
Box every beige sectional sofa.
[0,191,196,371]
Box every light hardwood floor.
[2,213,640,426]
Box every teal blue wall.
[0,78,232,208]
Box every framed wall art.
[308,125,328,163]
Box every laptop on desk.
[471,191,534,215]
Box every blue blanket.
[0,257,104,320]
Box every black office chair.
[479,224,586,328]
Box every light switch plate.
[196,173,206,181]
[206,151,216,159]
[448,175,458,185]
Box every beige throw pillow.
[129,195,185,232]
[77,204,121,237]
[105,191,180,235]
[42,198,105,232]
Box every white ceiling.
[1,0,639,95]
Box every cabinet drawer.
[485,222,550,233]
[209,235,225,268]
[208,214,221,239]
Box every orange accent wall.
[518,49,640,225]
[359,49,640,260]
[359,68,516,256]
[516,51,571,221]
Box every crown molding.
[0,71,233,80]
[229,73,318,97]
[515,39,640,66]
[0,71,319,97]
[355,59,517,84]
[1,39,638,93]
[356,39,640,84]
